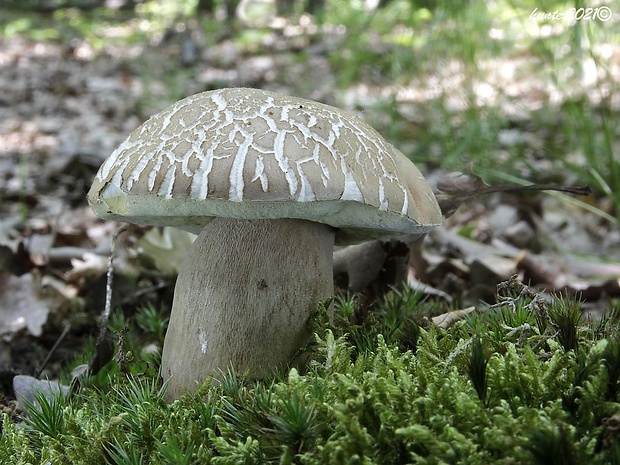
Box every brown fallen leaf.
[431,306,475,328]
[0,270,50,339]
[0,240,36,276]
[0,268,84,341]
[406,273,452,301]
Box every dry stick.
[438,184,592,205]
[436,184,591,218]
[88,225,127,375]
[471,184,591,197]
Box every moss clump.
[2,286,620,464]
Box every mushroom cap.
[88,88,441,244]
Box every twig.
[473,184,591,197]
[436,182,591,219]
[88,225,127,375]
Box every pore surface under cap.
[88,88,441,244]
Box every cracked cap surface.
[88,87,441,244]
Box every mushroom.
[87,88,441,399]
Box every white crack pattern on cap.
[100,90,394,204]
[89,88,441,242]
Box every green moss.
[3,287,620,464]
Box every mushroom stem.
[160,218,334,399]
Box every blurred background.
[2,0,618,198]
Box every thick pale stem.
[160,218,334,399]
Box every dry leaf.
[406,269,453,301]
[435,171,489,218]
[137,227,196,276]
[436,171,489,195]
[65,252,108,282]
[431,306,475,328]
[0,270,50,339]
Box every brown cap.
[88,88,441,244]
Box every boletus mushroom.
[88,88,442,399]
